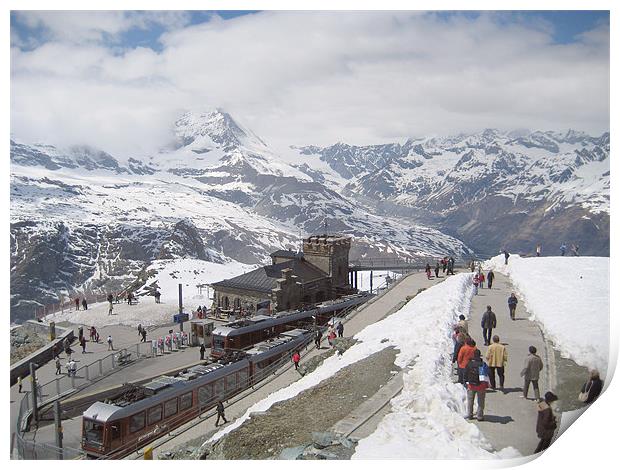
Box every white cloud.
[10,11,610,156]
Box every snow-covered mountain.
[294,129,609,257]
[10,110,473,322]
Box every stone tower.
[303,234,351,288]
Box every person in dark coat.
[448,257,455,275]
[425,263,432,279]
[154,291,161,303]
[336,322,344,338]
[82,298,88,310]
[75,297,80,310]
[480,306,497,346]
[487,270,495,289]
[314,329,323,348]
[581,369,603,404]
[215,400,228,426]
[141,329,147,343]
[199,343,206,360]
[508,293,518,320]
[80,336,87,353]
[535,392,558,453]
[465,350,489,421]
[503,250,510,265]
[434,262,440,278]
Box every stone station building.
[210,235,353,314]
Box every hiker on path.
[535,392,558,453]
[82,298,88,310]
[425,263,432,279]
[314,329,323,349]
[487,270,495,289]
[215,401,228,426]
[199,343,206,360]
[327,327,337,348]
[478,271,485,289]
[17,376,23,393]
[521,346,544,400]
[107,335,114,351]
[473,273,480,295]
[481,306,497,346]
[465,349,489,421]
[336,322,344,338]
[435,262,440,278]
[580,370,603,404]
[154,291,161,303]
[108,301,113,316]
[560,243,566,256]
[292,350,300,370]
[508,293,518,320]
[448,257,455,275]
[55,358,62,375]
[457,338,477,385]
[138,324,143,337]
[141,329,147,343]
[80,336,87,353]
[107,293,114,304]
[75,297,80,310]
[536,244,542,257]
[469,260,475,273]
[453,331,467,376]
[571,244,580,256]
[441,257,448,273]
[486,335,508,391]
[457,314,469,334]
[503,249,510,265]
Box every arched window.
[223,296,229,309]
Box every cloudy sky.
[10,10,610,155]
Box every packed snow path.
[467,272,553,456]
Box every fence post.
[98,359,103,376]
[56,378,61,396]
[70,374,75,390]
[136,343,140,357]
[84,366,89,381]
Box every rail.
[14,336,191,460]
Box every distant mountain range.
[10,110,609,322]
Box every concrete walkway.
[466,272,552,456]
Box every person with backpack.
[457,338,477,385]
[508,293,518,320]
[481,306,497,346]
[485,335,508,391]
[521,346,544,400]
[534,392,558,453]
[465,349,489,421]
[487,270,495,289]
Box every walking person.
[137,324,143,337]
[75,297,80,311]
[560,243,566,256]
[154,291,161,303]
[486,335,508,391]
[457,338,477,385]
[521,346,544,400]
[487,269,495,289]
[473,273,479,295]
[452,331,467,378]
[580,370,603,404]
[336,322,344,338]
[534,392,559,453]
[465,350,489,421]
[292,350,300,371]
[108,301,113,316]
[457,314,469,335]
[314,329,323,349]
[571,244,580,256]
[478,271,485,289]
[425,263,432,279]
[107,335,114,351]
[327,326,336,348]
[17,376,23,393]
[141,329,147,343]
[434,262,440,278]
[448,257,455,275]
[508,293,518,320]
[82,298,88,310]
[80,335,87,353]
[215,400,228,426]
[503,249,510,265]
[199,343,206,360]
[536,244,542,257]
[481,306,497,346]
[55,357,62,375]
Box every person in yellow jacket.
[486,335,508,391]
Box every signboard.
[173,313,189,323]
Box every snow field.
[483,255,609,375]
[207,273,518,458]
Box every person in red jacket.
[292,351,300,371]
[457,338,478,385]
[465,349,490,421]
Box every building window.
[164,398,178,418]
[147,405,162,425]
[129,412,145,433]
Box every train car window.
[84,419,104,445]
[180,392,193,411]
[212,336,224,350]
[147,405,163,425]
[225,373,236,390]
[164,398,178,418]
[109,422,121,442]
[238,369,249,388]
[214,379,225,398]
[129,412,146,433]
[198,385,212,406]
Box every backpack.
[466,362,480,385]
